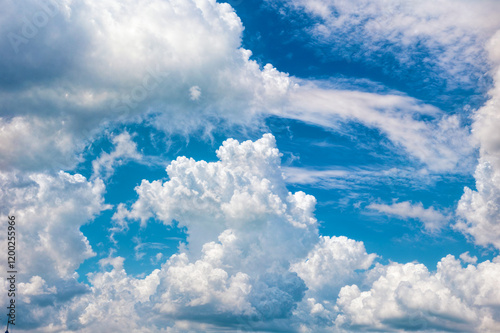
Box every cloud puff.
[336,255,500,332]
[0,171,109,280]
[367,200,449,233]
[91,131,142,180]
[112,135,318,326]
[114,134,318,255]
[291,236,376,297]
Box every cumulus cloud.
[367,200,449,233]
[2,134,498,332]
[457,31,500,250]
[111,135,318,326]
[114,134,318,254]
[0,171,109,280]
[291,236,376,298]
[336,255,500,332]
[0,169,109,330]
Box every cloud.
[278,84,474,173]
[19,134,310,331]
[0,0,477,176]
[0,0,291,171]
[0,169,109,330]
[459,251,477,265]
[271,0,500,92]
[189,86,202,101]
[91,131,142,179]
[367,200,449,233]
[291,236,376,298]
[114,134,318,254]
[2,1,500,331]
[65,256,162,332]
[2,134,497,332]
[456,31,500,250]
[335,255,500,332]
[0,171,109,280]
[283,166,445,190]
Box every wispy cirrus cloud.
[269,0,500,94]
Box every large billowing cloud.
[0,0,287,171]
[113,134,319,327]
[0,0,475,174]
[76,135,500,332]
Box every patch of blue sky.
[265,116,493,269]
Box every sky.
[1,0,500,332]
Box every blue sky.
[2,0,500,332]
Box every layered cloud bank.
[1,135,499,332]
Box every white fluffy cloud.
[336,255,500,332]
[291,236,376,297]
[0,171,108,280]
[367,200,449,233]
[0,169,109,331]
[0,0,291,171]
[114,134,318,255]
[457,31,500,250]
[113,135,317,325]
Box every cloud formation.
[2,0,500,331]
[0,135,497,332]
[367,200,449,233]
[0,0,477,176]
[455,30,500,250]
[336,255,500,332]
[272,0,500,92]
